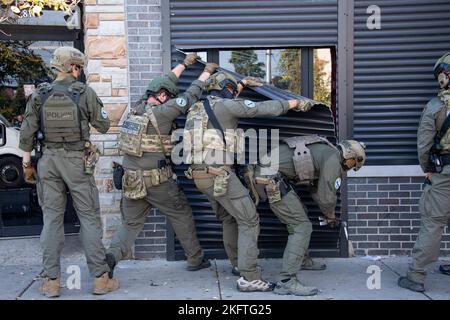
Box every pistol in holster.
[83,141,100,175]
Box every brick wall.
[347,176,450,256]
[126,0,167,259]
[126,0,163,103]
[134,209,167,259]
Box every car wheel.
[0,156,25,189]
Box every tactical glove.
[23,165,38,184]
[204,63,219,74]
[323,212,340,228]
[241,76,264,87]
[294,99,315,112]
[183,53,200,67]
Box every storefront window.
[0,40,73,124]
[218,48,332,106]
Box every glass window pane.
[314,48,332,105]
[273,48,302,94]
[218,49,303,95]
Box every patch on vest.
[101,107,108,119]
[45,109,75,121]
[334,178,341,190]
[176,97,187,107]
[244,100,256,108]
[121,120,141,135]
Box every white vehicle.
[0,115,30,188]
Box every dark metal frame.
[337,0,354,257]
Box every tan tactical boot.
[41,278,60,298]
[93,273,119,295]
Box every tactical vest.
[38,82,87,144]
[118,105,173,157]
[438,90,450,153]
[283,135,337,182]
[184,97,242,163]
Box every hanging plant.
[1,0,81,23]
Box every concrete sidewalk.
[1,236,449,300]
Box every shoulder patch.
[176,97,187,108]
[244,100,256,108]
[101,107,108,119]
[334,177,342,190]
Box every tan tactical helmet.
[434,52,450,88]
[50,46,86,73]
[338,140,366,171]
[205,71,238,93]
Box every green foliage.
[229,50,266,79]
[313,51,331,105]
[1,0,81,22]
[0,88,18,122]
[277,49,301,95]
[277,49,331,106]
[0,40,53,85]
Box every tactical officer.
[183,71,324,292]
[19,47,117,297]
[106,55,218,275]
[252,136,366,296]
[398,52,450,292]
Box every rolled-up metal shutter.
[353,0,450,165]
[166,0,341,260]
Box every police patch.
[334,178,342,190]
[176,97,187,107]
[101,107,108,119]
[244,100,256,108]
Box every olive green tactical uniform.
[19,74,111,279]
[406,92,450,285]
[186,95,291,281]
[107,73,207,268]
[256,141,343,280]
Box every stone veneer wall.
[83,0,129,243]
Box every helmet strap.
[438,73,450,89]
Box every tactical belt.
[127,167,173,186]
[191,166,232,179]
[255,177,272,185]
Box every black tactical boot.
[439,264,450,275]
[398,276,425,292]
[105,253,117,279]
[187,258,211,271]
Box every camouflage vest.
[38,82,87,143]
[184,97,242,163]
[118,104,173,157]
[283,135,337,182]
[438,90,450,153]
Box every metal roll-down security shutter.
[353,0,450,165]
[165,0,341,260]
